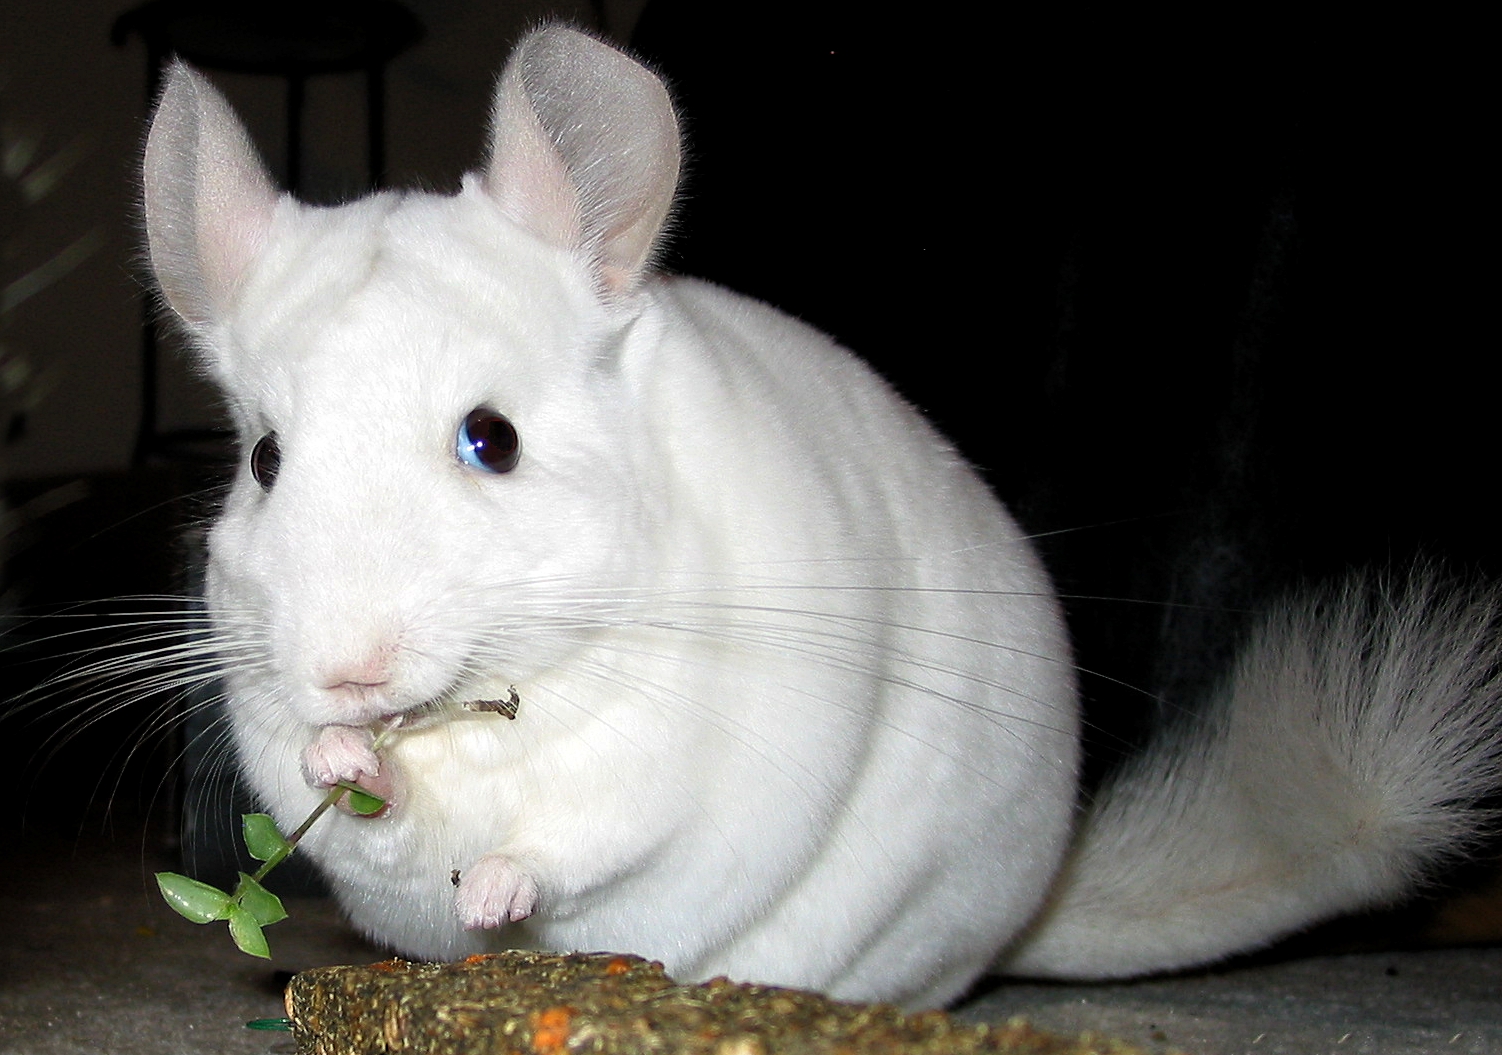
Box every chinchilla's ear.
[481,25,680,296]
[142,61,279,328]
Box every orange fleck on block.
[530,1005,575,1052]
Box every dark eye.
[250,432,281,490]
[456,408,520,473]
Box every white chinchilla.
[139,25,1502,1008]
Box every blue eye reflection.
[457,408,521,473]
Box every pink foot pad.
[456,853,540,929]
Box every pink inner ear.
[482,90,584,252]
[193,152,278,311]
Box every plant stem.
[244,717,403,886]
[246,784,345,883]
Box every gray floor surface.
[3,827,1500,1055]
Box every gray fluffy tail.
[1002,567,1502,979]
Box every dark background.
[631,5,1496,767]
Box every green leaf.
[156,872,232,924]
[245,1018,292,1032]
[236,873,288,927]
[226,904,271,958]
[337,781,386,816]
[242,813,291,862]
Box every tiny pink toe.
[508,876,540,922]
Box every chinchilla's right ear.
[481,26,680,298]
[142,62,279,330]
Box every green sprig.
[156,724,394,958]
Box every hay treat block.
[286,951,1146,1054]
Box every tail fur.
[1001,567,1502,979]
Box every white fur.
[140,26,1502,1008]
[1001,571,1502,977]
